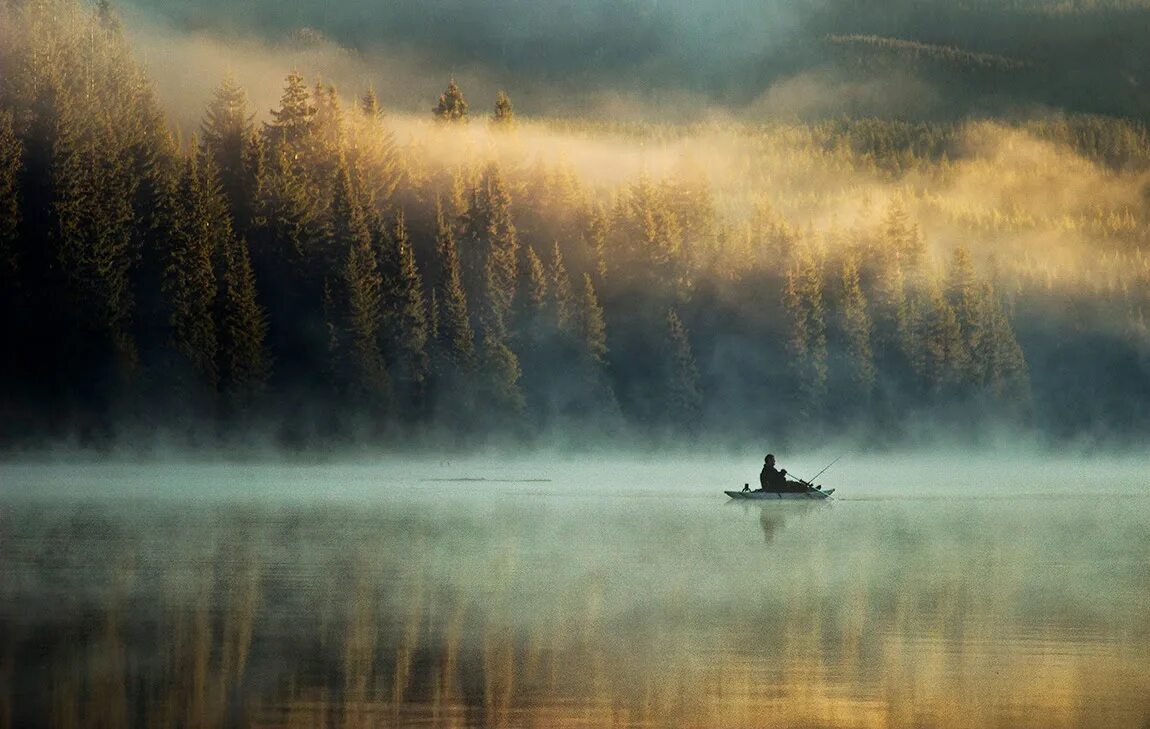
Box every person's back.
[759,454,788,491]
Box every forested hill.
[1,0,1149,450]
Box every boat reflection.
[727,499,827,543]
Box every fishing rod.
[790,453,845,490]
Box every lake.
[1,455,1148,728]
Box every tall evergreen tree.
[351,87,400,209]
[783,245,828,416]
[216,235,270,407]
[548,241,574,334]
[50,74,140,405]
[433,200,476,370]
[491,90,515,127]
[460,163,519,331]
[162,154,221,395]
[945,245,984,385]
[578,274,609,367]
[200,74,257,234]
[664,308,702,431]
[381,210,431,415]
[265,71,315,155]
[921,277,968,397]
[433,78,469,123]
[840,250,876,402]
[326,159,390,406]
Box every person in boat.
[759,454,789,492]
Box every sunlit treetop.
[433,78,468,123]
[491,90,515,128]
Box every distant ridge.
[826,34,1031,71]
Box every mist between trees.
[1,0,1149,452]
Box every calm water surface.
[1,459,1148,728]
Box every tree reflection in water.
[1,491,1147,728]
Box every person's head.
[765,454,775,466]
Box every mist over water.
[2,456,1148,727]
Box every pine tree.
[548,241,574,334]
[460,163,519,331]
[665,308,702,431]
[783,245,828,415]
[569,273,620,423]
[310,82,345,186]
[326,160,390,405]
[433,78,469,123]
[978,283,1031,407]
[381,210,431,415]
[880,200,925,275]
[361,88,381,118]
[840,250,876,401]
[265,71,315,155]
[577,273,608,369]
[51,75,139,398]
[350,87,400,210]
[584,201,610,282]
[216,235,271,406]
[253,143,327,381]
[433,200,476,370]
[921,277,968,396]
[163,154,221,393]
[491,90,515,127]
[521,245,549,322]
[946,245,983,385]
[200,73,256,232]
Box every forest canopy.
[1,0,1149,450]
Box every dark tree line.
[2,0,1146,449]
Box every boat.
[725,486,834,500]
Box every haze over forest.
[2,0,1150,451]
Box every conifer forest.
[2,0,1150,450]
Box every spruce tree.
[361,88,381,118]
[163,154,221,393]
[327,159,390,406]
[840,250,876,401]
[521,245,549,321]
[265,71,315,155]
[200,74,257,234]
[253,144,327,382]
[570,273,620,423]
[921,277,968,397]
[783,245,828,416]
[433,200,476,370]
[491,90,515,127]
[460,163,519,331]
[433,78,469,122]
[548,241,574,334]
[946,245,984,385]
[577,273,609,369]
[51,75,139,399]
[665,308,702,431]
[584,202,610,282]
[381,210,431,415]
[350,87,400,210]
[216,235,271,407]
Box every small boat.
[725,486,834,500]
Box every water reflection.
[1,486,1148,728]
[726,500,825,543]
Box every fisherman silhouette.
[759,454,789,491]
